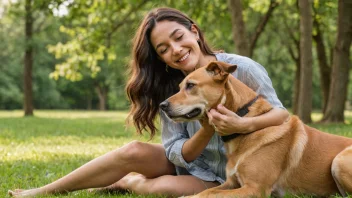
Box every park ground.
[1,110,352,197]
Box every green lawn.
[0,110,160,198]
[1,110,352,197]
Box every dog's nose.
[159,101,169,111]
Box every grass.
[1,110,352,197]
[0,110,160,198]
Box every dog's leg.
[190,184,270,198]
[182,180,239,198]
[332,145,352,196]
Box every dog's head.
[160,61,237,122]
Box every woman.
[9,7,289,197]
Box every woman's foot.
[8,189,42,197]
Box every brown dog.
[160,61,352,197]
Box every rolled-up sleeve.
[160,110,190,168]
[160,111,226,183]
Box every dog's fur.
[160,61,352,197]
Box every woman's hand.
[207,104,253,136]
[207,104,289,136]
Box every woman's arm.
[208,105,289,136]
[182,106,289,162]
[207,55,289,135]
[181,119,215,162]
[161,111,215,164]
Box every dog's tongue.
[185,108,201,118]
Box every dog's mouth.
[183,108,202,119]
[167,107,202,121]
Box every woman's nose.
[171,43,182,55]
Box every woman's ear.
[190,24,199,39]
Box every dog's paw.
[179,195,199,198]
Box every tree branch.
[249,0,279,57]
[282,17,299,50]
[107,0,148,37]
[33,17,46,34]
[287,43,298,62]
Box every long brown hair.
[126,7,214,139]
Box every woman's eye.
[160,48,167,54]
[186,82,195,90]
[176,34,183,40]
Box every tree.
[227,0,279,57]
[279,1,301,114]
[49,0,148,110]
[312,1,338,113]
[13,0,64,115]
[313,12,331,113]
[322,0,352,122]
[297,0,313,123]
[23,0,34,116]
[0,1,70,110]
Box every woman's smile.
[176,51,190,63]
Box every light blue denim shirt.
[161,53,284,183]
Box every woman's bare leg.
[116,174,220,197]
[9,141,175,197]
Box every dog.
[159,61,352,197]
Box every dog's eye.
[186,82,195,90]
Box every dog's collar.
[220,95,259,143]
[236,95,259,117]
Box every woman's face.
[150,20,205,74]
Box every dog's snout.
[159,101,169,111]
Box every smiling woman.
[9,7,289,198]
[150,20,215,73]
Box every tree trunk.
[313,19,331,113]
[293,58,300,114]
[284,40,300,114]
[24,0,34,116]
[297,0,313,123]
[87,93,92,110]
[322,0,352,122]
[94,84,107,111]
[228,0,249,57]
[228,0,278,58]
[282,12,301,114]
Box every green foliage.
[47,26,105,81]
[0,1,112,110]
[0,6,24,109]
[47,1,146,81]
[1,0,348,112]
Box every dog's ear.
[206,61,237,82]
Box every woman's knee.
[113,141,159,163]
[114,141,145,160]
